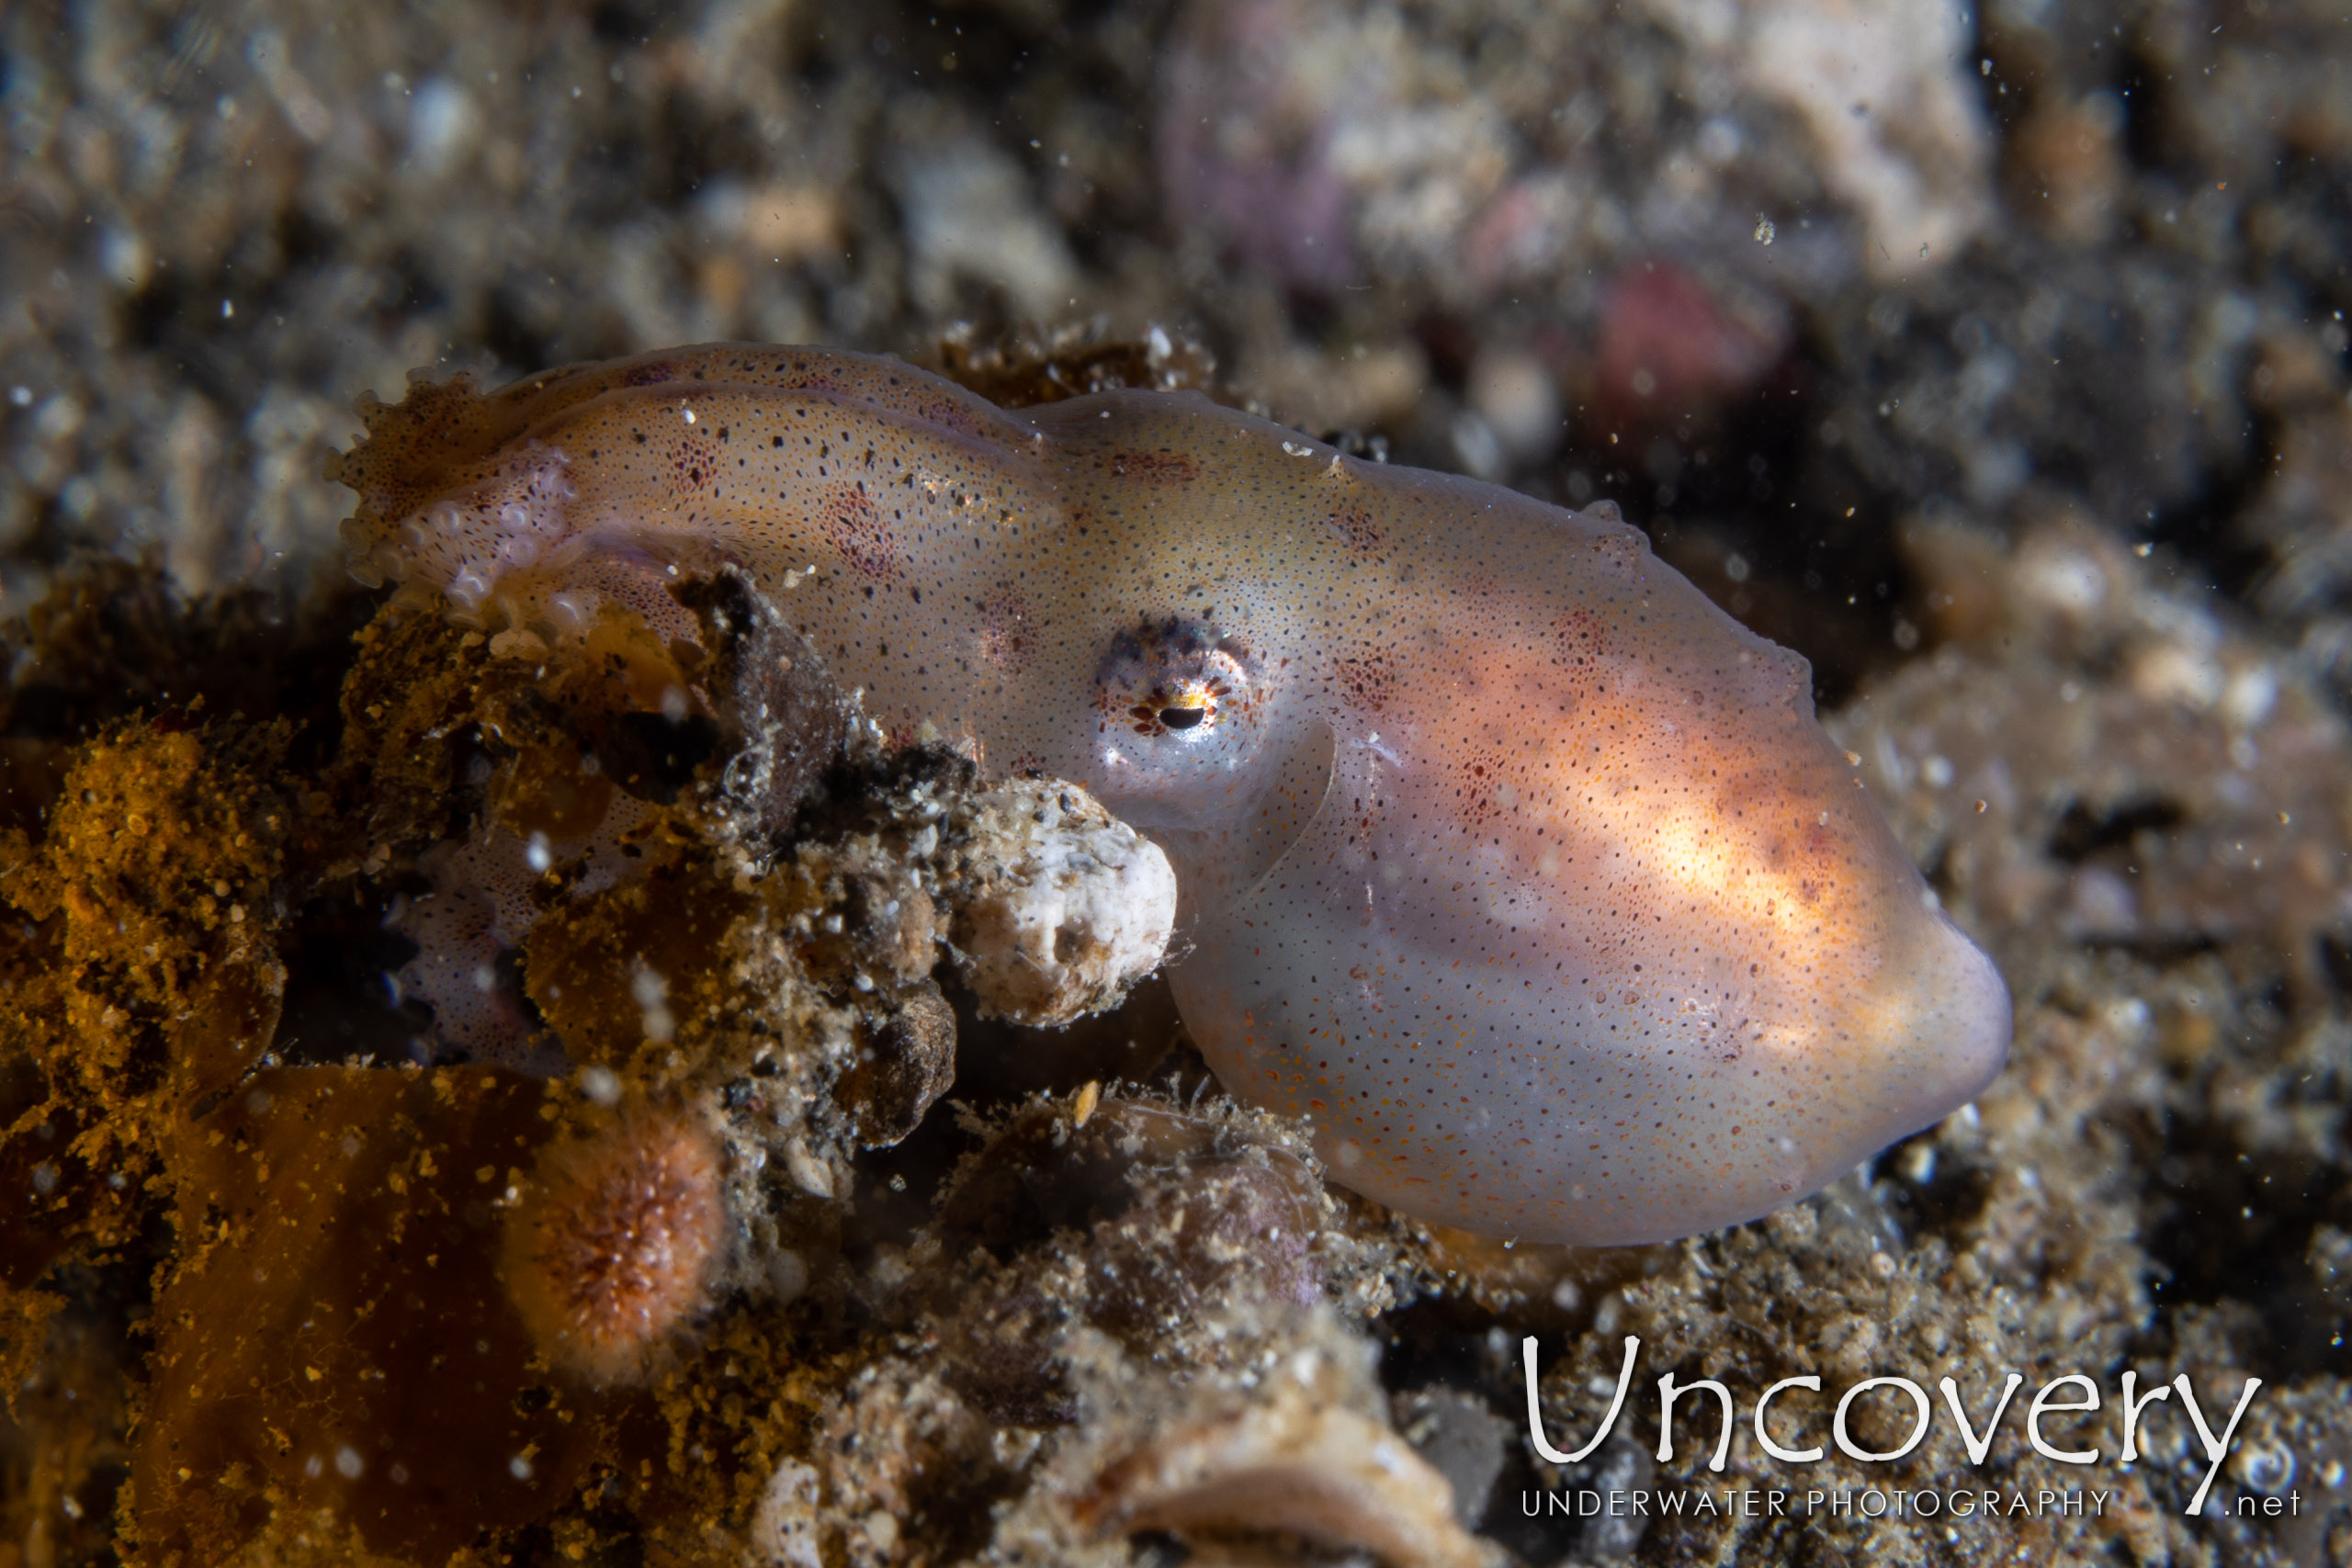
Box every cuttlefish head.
[1081,509,2009,1245]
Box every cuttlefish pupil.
[332,342,2012,1247]
[1133,678,1228,736]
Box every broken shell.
[834,978,958,1147]
[1073,1375,1499,1568]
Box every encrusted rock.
[944,780,1178,1027]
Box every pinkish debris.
[1593,261,1784,433]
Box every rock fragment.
[944,780,1178,1027]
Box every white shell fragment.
[1072,1374,1499,1568]
[947,780,1177,1027]
[746,1458,824,1568]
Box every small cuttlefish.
[334,344,2009,1246]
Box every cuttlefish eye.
[1090,617,1274,819]
[1095,618,1255,738]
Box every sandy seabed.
[3,0,2350,1563]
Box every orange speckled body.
[337,344,2009,1245]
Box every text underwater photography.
[1511,1334,2297,1528]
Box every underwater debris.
[944,780,1177,1028]
[1071,1337,1499,1568]
[136,1066,601,1565]
[0,713,295,1363]
[1647,0,1995,281]
[834,981,958,1149]
[1858,513,2352,997]
[929,1094,1337,1343]
[1076,1395,1494,1568]
[932,323,1221,411]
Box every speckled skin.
[335,344,2009,1245]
